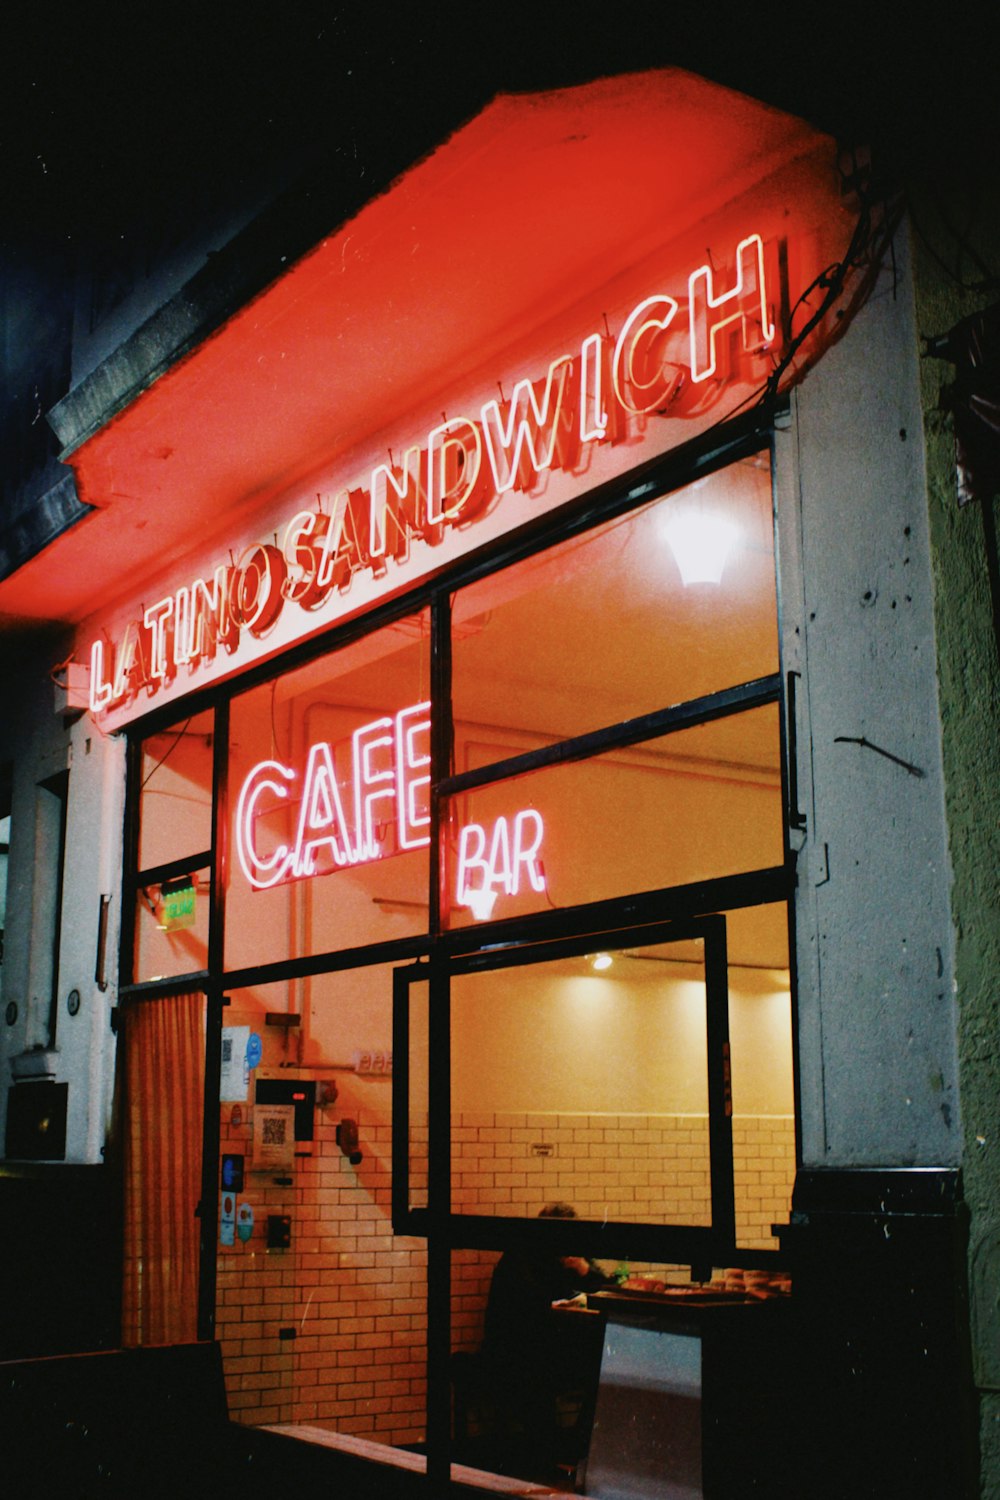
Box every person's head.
[539,1202,577,1219]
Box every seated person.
[480,1203,609,1467]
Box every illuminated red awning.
[0,68,834,627]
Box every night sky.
[3,3,994,259]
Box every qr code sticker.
[263,1116,287,1146]
[221,1038,233,1064]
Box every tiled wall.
[216,1102,794,1438]
[217,1098,427,1445]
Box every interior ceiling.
[0,67,828,628]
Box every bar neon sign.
[89,231,776,719]
[235,700,545,919]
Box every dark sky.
[4,2,994,258]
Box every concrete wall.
[0,638,124,1163]
[779,223,960,1168]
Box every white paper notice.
[220,1025,251,1101]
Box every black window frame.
[115,402,798,1389]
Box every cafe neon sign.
[235,700,546,920]
[90,232,775,718]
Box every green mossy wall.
[911,174,1000,1498]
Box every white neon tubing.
[291,741,354,876]
[235,760,295,889]
[314,489,353,589]
[143,597,174,683]
[426,418,484,526]
[352,716,396,862]
[480,354,573,494]
[110,621,142,704]
[512,809,546,893]
[90,639,114,714]
[579,332,609,443]
[395,702,431,849]
[370,448,423,558]
[175,566,229,665]
[456,822,488,905]
[612,295,679,415]
[688,233,775,384]
[281,509,321,601]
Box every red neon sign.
[90,230,777,719]
[234,701,545,920]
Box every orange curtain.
[121,991,206,1346]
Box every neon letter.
[369,449,424,565]
[456,823,496,919]
[228,544,287,637]
[235,760,295,889]
[481,356,573,494]
[352,715,397,862]
[688,233,774,383]
[175,566,232,665]
[314,489,369,591]
[426,418,487,529]
[291,741,354,876]
[90,638,114,714]
[111,620,148,704]
[612,295,680,415]
[395,701,431,850]
[143,597,174,683]
[512,809,545,893]
[580,333,609,443]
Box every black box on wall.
[5,1082,68,1161]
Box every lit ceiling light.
[664,510,739,585]
[591,952,613,971]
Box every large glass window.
[226,611,430,972]
[217,970,427,1443]
[449,933,715,1226]
[121,433,795,1486]
[445,705,784,927]
[131,708,214,984]
[451,457,777,752]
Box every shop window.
[724,903,796,1250]
[133,867,211,983]
[137,709,214,872]
[226,611,431,971]
[447,930,717,1228]
[445,705,784,927]
[131,708,215,985]
[451,457,777,761]
[217,968,426,1443]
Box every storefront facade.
[1,67,983,1496]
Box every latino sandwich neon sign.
[235,700,546,919]
[91,232,774,718]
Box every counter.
[580,1289,790,1500]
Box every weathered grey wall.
[910,175,1000,1497]
[778,223,960,1168]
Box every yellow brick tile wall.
[217,1097,427,1447]
[449,1109,795,1353]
